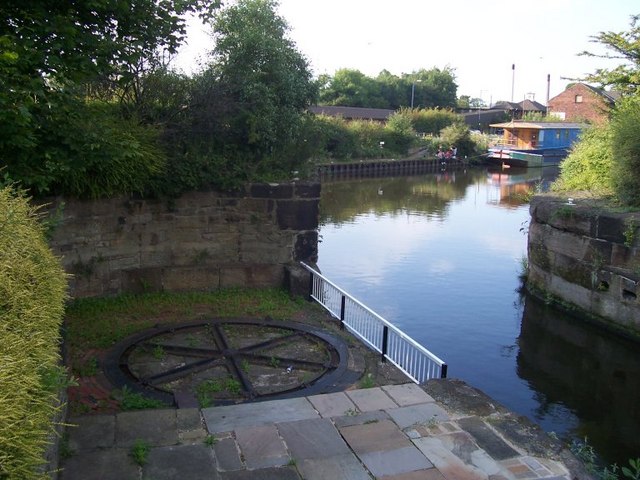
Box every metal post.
[339,295,346,330]
[440,364,448,378]
[308,271,314,301]
[381,325,389,362]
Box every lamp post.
[410,80,421,109]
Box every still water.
[317,166,639,465]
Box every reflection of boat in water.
[487,121,583,167]
[485,166,559,206]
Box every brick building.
[547,83,618,124]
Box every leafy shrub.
[611,96,640,206]
[0,187,67,479]
[409,108,459,135]
[552,124,614,196]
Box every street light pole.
[411,82,416,109]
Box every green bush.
[552,125,614,196]
[409,108,459,135]
[0,187,67,479]
[611,96,640,206]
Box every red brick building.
[547,83,618,124]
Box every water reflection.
[317,165,637,466]
[519,293,640,465]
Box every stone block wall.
[44,183,320,298]
[528,196,640,337]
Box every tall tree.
[580,14,640,95]
[319,68,388,108]
[178,0,317,186]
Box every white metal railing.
[300,262,447,383]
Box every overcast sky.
[176,0,637,105]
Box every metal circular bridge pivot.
[104,318,351,407]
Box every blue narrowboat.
[487,121,584,167]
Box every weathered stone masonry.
[528,196,640,338]
[45,182,320,298]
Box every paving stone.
[219,466,301,479]
[59,448,138,480]
[379,468,446,480]
[387,403,451,429]
[382,384,435,406]
[297,453,372,480]
[203,397,318,433]
[66,415,115,451]
[413,436,490,480]
[235,424,289,469]
[214,437,243,471]
[332,410,390,428]
[346,387,397,411]
[308,391,358,417]
[339,419,411,454]
[458,416,519,460]
[177,408,203,431]
[143,444,218,480]
[115,408,178,447]
[278,418,350,460]
[359,445,433,477]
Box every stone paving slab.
[382,383,436,406]
[59,448,138,480]
[358,445,433,478]
[333,409,390,428]
[115,408,178,447]
[339,419,411,454]
[214,437,244,471]
[235,424,289,469]
[458,415,519,460]
[278,418,350,460]
[143,444,217,480]
[412,436,494,480]
[386,402,451,430]
[219,466,301,479]
[203,397,318,433]
[297,453,372,480]
[346,387,398,411]
[67,415,115,450]
[308,391,358,417]
[379,469,446,480]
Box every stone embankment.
[44,183,320,298]
[528,195,640,338]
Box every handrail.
[300,262,447,383]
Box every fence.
[300,262,447,383]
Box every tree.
[580,14,640,95]
[0,0,219,196]
[172,0,318,189]
[319,69,388,107]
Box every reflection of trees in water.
[517,293,640,465]
[320,170,478,225]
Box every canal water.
[317,166,640,465]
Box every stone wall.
[45,183,320,298]
[528,196,640,338]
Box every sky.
[176,0,637,106]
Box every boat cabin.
[488,121,584,167]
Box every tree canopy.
[580,14,640,95]
[318,67,458,109]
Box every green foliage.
[117,386,167,411]
[318,67,458,109]
[409,108,459,135]
[580,14,640,95]
[0,187,67,479]
[438,123,476,157]
[610,96,640,206]
[552,125,614,196]
[130,439,150,466]
[572,437,640,480]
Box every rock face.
[44,183,320,298]
[528,196,640,338]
